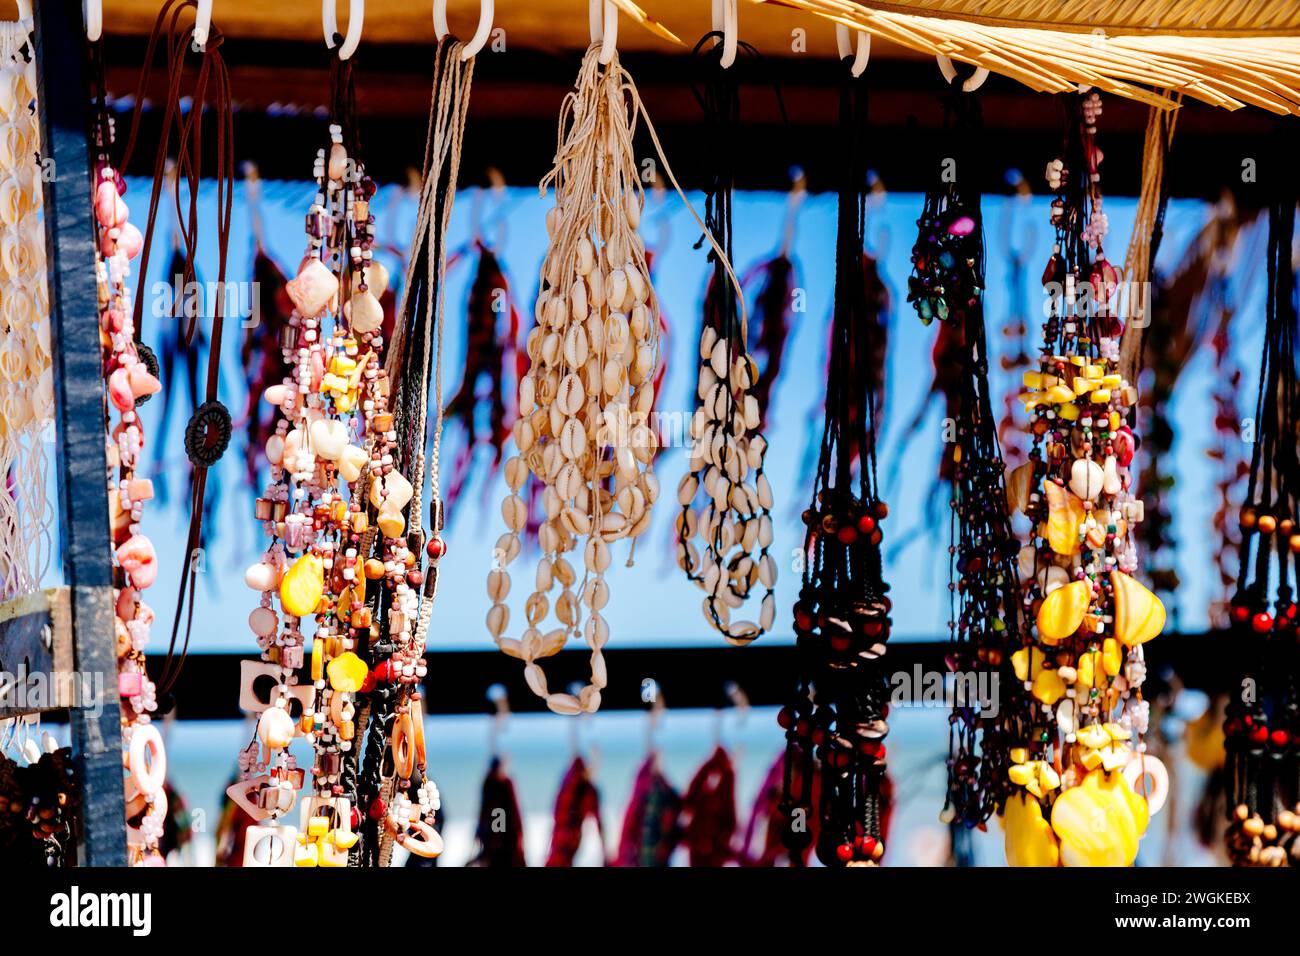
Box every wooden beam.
[0,589,74,719]
[33,0,127,868]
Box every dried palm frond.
[836,1,1300,36]
[758,0,1300,113]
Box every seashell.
[495,532,522,566]
[1110,571,1165,647]
[501,494,528,532]
[1068,458,1105,501]
[309,418,348,462]
[249,606,278,638]
[546,693,582,716]
[487,603,510,638]
[338,445,368,483]
[116,222,144,260]
[625,192,642,229]
[524,664,549,699]
[346,291,384,334]
[1050,768,1148,867]
[1036,564,1069,595]
[590,650,608,688]
[244,560,280,592]
[1004,792,1060,868]
[545,206,561,238]
[538,628,568,658]
[588,268,606,309]
[504,455,528,491]
[577,237,594,276]
[585,613,609,648]
[607,269,628,308]
[1102,455,1122,495]
[258,707,297,749]
[279,553,325,618]
[487,569,511,602]
[354,259,389,299]
[557,373,584,416]
[626,266,647,304]
[1006,461,1035,515]
[584,537,611,573]
[116,535,158,589]
[285,257,339,318]
[1036,578,1090,644]
[1042,482,1084,556]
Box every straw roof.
[762,1,1300,112]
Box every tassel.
[680,746,738,866]
[468,756,526,867]
[615,755,681,867]
[545,756,606,867]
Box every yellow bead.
[1037,578,1090,643]
[280,553,325,618]
[1032,669,1067,705]
[1004,792,1061,867]
[326,651,368,693]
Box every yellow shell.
[1011,645,1045,682]
[1185,707,1226,771]
[1004,792,1060,867]
[1041,482,1084,556]
[1050,769,1149,867]
[1032,669,1066,705]
[1111,570,1165,647]
[1101,638,1123,677]
[1005,461,1036,516]
[1037,579,1090,644]
[326,651,368,693]
[280,553,325,618]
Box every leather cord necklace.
[119,0,235,698]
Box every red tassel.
[545,756,605,867]
[680,746,738,866]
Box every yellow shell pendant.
[1110,570,1165,647]
[1041,482,1085,556]
[1004,791,1060,867]
[280,553,325,618]
[1050,768,1149,867]
[1037,578,1090,644]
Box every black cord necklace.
[779,59,892,867]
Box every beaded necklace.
[84,35,168,866]
[780,61,892,868]
[1002,91,1166,868]
[0,23,52,603]
[906,90,1023,830]
[675,34,776,644]
[235,49,392,868]
[352,37,474,866]
[1223,167,1300,866]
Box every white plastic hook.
[589,0,618,65]
[323,0,365,61]
[193,0,213,52]
[83,1,102,41]
[712,0,738,70]
[434,0,494,61]
[936,54,989,92]
[835,23,870,78]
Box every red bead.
[836,526,858,545]
[368,798,387,820]
[836,842,854,862]
[860,835,878,856]
[1250,725,1269,744]
[407,570,424,587]
[1271,729,1290,748]
[777,706,795,730]
[1252,612,1273,634]
[857,515,876,534]
[426,537,446,560]
[1231,604,1250,624]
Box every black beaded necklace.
[908,91,1023,829]
[779,59,891,867]
[1224,155,1300,862]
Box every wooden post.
[32,0,127,867]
